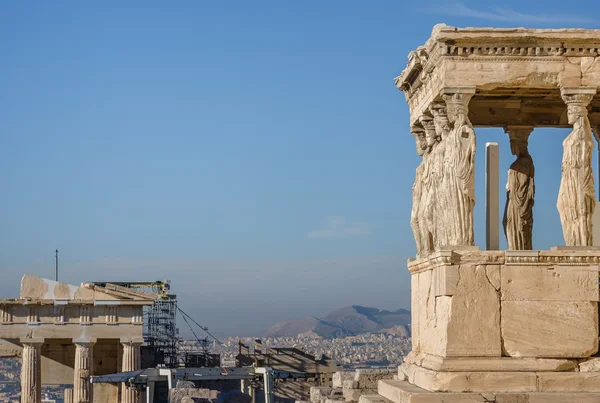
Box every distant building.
[237,340,340,403]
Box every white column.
[73,338,96,403]
[262,368,273,403]
[485,142,500,250]
[146,382,155,403]
[121,339,142,403]
[64,388,74,403]
[20,337,44,403]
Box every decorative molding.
[408,249,600,273]
[106,306,119,325]
[79,306,92,325]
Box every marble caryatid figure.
[420,114,441,252]
[558,92,596,246]
[503,127,535,250]
[410,128,428,256]
[429,101,451,248]
[442,92,476,246]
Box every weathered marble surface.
[503,127,535,251]
[558,88,597,247]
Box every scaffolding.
[144,294,179,368]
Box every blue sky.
[1,1,599,336]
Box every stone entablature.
[0,300,146,325]
[396,24,600,128]
[0,275,154,403]
[408,247,600,273]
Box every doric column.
[20,337,44,403]
[558,87,597,246]
[503,126,535,250]
[440,86,477,247]
[73,338,96,403]
[64,388,74,403]
[121,338,142,403]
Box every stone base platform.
[365,379,600,403]
[399,362,600,393]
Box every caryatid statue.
[442,91,476,246]
[557,89,596,246]
[420,114,441,251]
[429,101,451,247]
[503,126,535,250]
[410,127,428,256]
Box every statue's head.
[505,126,533,157]
[562,92,593,126]
[429,102,449,139]
[412,127,427,156]
[567,103,587,125]
[509,138,527,156]
[419,115,438,148]
[442,92,471,125]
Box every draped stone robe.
[557,121,595,246]
[411,161,425,255]
[503,154,535,250]
[443,117,476,246]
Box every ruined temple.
[362,24,600,403]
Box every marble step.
[377,379,600,403]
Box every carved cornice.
[408,251,457,274]
[396,25,600,109]
[408,249,600,273]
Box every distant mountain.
[264,305,411,338]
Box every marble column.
[503,126,535,250]
[440,86,477,247]
[485,142,500,250]
[558,87,597,246]
[20,337,44,403]
[64,388,74,403]
[73,338,96,403]
[121,339,142,403]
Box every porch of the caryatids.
[441,87,477,247]
[503,126,535,250]
[558,87,597,246]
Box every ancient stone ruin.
[0,275,153,403]
[365,24,600,402]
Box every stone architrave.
[74,338,96,403]
[558,87,597,247]
[441,87,477,247]
[503,126,535,250]
[429,101,451,248]
[410,127,429,257]
[121,339,142,403]
[21,338,43,403]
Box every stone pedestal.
[121,339,142,403]
[395,249,600,402]
[20,337,44,403]
[74,338,96,403]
